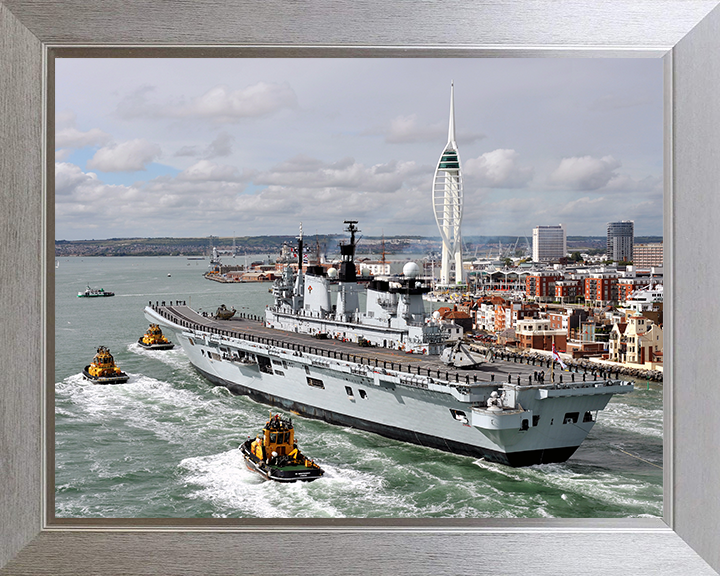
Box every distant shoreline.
[54,235,663,258]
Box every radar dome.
[403,262,421,278]
[327,267,338,279]
[432,310,441,320]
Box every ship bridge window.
[563,412,580,424]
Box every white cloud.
[558,196,608,216]
[385,115,445,143]
[373,114,484,145]
[255,155,424,194]
[117,82,297,123]
[177,160,244,182]
[184,83,297,121]
[55,110,77,130]
[55,149,73,162]
[174,145,201,157]
[55,161,248,237]
[56,126,112,149]
[604,174,662,194]
[55,109,112,149]
[204,131,234,158]
[464,149,534,189]
[87,139,161,172]
[548,155,621,191]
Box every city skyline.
[55,58,663,241]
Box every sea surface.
[55,256,663,518]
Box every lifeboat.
[138,323,174,350]
[240,414,324,482]
[82,346,129,384]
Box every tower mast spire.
[448,80,456,146]
[431,81,465,287]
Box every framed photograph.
[52,56,664,521]
[1,1,719,574]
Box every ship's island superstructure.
[144,221,633,467]
[266,222,445,355]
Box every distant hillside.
[54,235,663,257]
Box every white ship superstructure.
[144,220,634,467]
[265,221,446,355]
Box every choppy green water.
[55,256,662,518]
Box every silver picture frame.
[1,1,719,573]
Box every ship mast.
[292,223,304,310]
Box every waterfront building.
[608,312,663,367]
[515,319,567,352]
[525,270,564,302]
[607,221,634,262]
[358,260,391,276]
[475,301,497,332]
[432,82,464,286]
[633,242,663,267]
[617,277,654,301]
[554,279,582,304]
[532,224,566,262]
[584,272,619,306]
[623,284,664,312]
[547,307,588,338]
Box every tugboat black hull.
[240,439,324,482]
[82,366,129,385]
[137,339,175,350]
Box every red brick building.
[584,273,619,305]
[515,318,567,352]
[525,271,563,301]
[554,279,581,303]
[617,278,652,301]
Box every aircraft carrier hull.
[145,304,632,467]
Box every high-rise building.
[633,242,663,267]
[532,224,566,262]
[432,82,464,286]
[607,221,634,262]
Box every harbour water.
[55,256,662,518]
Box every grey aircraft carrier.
[144,221,633,467]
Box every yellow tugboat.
[138,323,174,350]
[240,414,324,482]
[82,346,129,384]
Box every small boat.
[214,304,236,320]
[82,346,129,384]
[240,414,324,482]
[137,324,174,350]
[77,286,114,298]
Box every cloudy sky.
[55,58,663,241]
